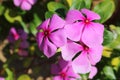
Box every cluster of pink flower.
[36,9,104,80]
[8,27,29,56]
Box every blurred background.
[0,0,120,80]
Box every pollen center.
[84,19,90,24]
[44,30,50,36]
[60,72,66,78]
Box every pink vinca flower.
[61,40,103,73]
[51,58,80,80]
[0,77,4,80]
[8,27,29,56]
[36,14,66,58]
[65,9,104,46]
[13,0,36,10]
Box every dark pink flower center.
[60,72,67,78]
[44,30,50,36]
[83,44,89,51]
[84,19,90,24]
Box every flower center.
[60,72,67,78]
[82,44,89,51]
[44,30,50,36]
[84,19,90,24]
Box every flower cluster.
[36,9,104,79]
[8,27,29,56]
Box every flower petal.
[61,40,82,61]
[21,1,32,10]
[81,24,102,47]
[53,76,62,80]
[89,66,97,79]
[13,0,22,6]
[67,66,80,79]
[88,45,103,65]
[20,40,29,49]
[50,14,65,31]
[17,29,28,40]
[37,19,50,30]
[36,32,44,49]
[50,28,66,47]
[51,64,60,74]
[90,22,104,43]
[81,8,100,21]
[41,38,57,58]
[58,57,69,70]
[66,9,84,23]
[27,0,36,5]
[72,52,91,74]
[65,22,84,41]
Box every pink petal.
[20,40,29,49]
[0,77,5,80]
[50,28,66,47]
[65,22,84,41]
[89,66,97,79]
[72,52,91,74]
[13,0,22,7]
[41,38,57,58]
[53,76,62,80]
[81,8,100,21]
[90,22,104,43]
[65,10,84,23]
[88,45,103,65]
[27,0,36,5]
[18,49,28,56]
[61,40,82,61]
[36,32,44,50]
[50,14,65,31]
[37,19,50,30]
[67,66,80,79]
[58,57,69,70]
[10,27,19,40]
[81,24,102,47]
[51,64,60,74]
[21,1,32,10]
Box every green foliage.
[17,74,31,80]
[93,0,115,23]
[45,11,55,19]
[4,64,14,80]
[0,4,5,15]
[103,29,114,45]
[47,1,67,12]
[103,66,116,79]
[29,13,42,36]
[70,0,92,10]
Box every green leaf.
[83,0,92,9]
[93,0,115,23]
[45,11,55,19]
[4,9,22,23]
[103,66,116,79]
[29,13,42,36]
[0,4,5,15]
[70,0,85,10]
[17,74,31,80]
[70,0,92,10]
[47,1,66,12]
[3,64,14,80]
[103,29,114,45]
